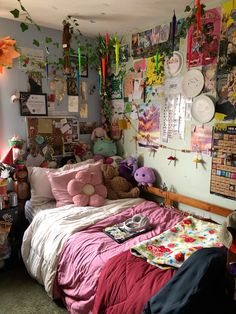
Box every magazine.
[104,221,153,244]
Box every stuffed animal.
[93,139,117,157]
[67,169,107,207]
[91,127,108,142]
[101,164,140,200]
[118,156,138,183]
[134,167,156,187]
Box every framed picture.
[67,54,88,96]
[19,92,48,116]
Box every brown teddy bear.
[101,164,140,200]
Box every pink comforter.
[53,200,183,313]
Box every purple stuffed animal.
[134,167,156,187]
[118,156,138,183]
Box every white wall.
[0,17,100,157]
[120,1,235,222]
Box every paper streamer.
[156,51,159,74]
[172,10,176,51]
[114,35,120,75]
[101,57,106,82]
[98,68,101,95]
[196,0,201,36]
[76,70,80,95]
[106,33,109,63]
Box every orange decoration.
[101,56,106,81]
[0,36,20,72]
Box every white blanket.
[21,198,143,297]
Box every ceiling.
[1,0,216,38]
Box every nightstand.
[0,206,28,267]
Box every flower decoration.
[192,156,205,168]
[0,36,20,74]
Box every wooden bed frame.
[144,186,232,217]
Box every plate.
[182,69,204,98]
[164,51,183,77]
[191,95,215,123]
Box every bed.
[21,167,233,314]
[93,187,234,314]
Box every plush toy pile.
[101,164,140,200]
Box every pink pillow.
[47,160,103,207]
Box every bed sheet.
[24,200,56,223]
[53,201,183,314]
[21,198,143,298]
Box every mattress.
[24,200,56,223]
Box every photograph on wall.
[19,47,45,72]
[67,54,88,96]
[187,8,221,68]
[28,72,42,94]
[138,103,160,148]
[120,44,129,63]
[80,121,97,134]
[191,125,212,154]
[202,64,217,93]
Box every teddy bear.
[67,168,107,207]
[101,164,140,200]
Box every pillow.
[47,160,103,207]
[27,159,95,207]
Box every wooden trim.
[144,187,232,217]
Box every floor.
[0,256,68,314]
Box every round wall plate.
[182,69,204,98]
[191,95,215,123]
[164,51,183,77]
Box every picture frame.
[67,54,88,96]
[19,92,48,116]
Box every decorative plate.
[164,51,183,77]
[191,95,215,123]
[181,69,204,98]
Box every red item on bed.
[93,250,176,314]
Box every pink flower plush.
[67,169,107,207]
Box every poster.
[191,125,212,154]
[210,123,236,200]
[138,103,160,148]
[19,47,45,72]
[146,54,164,86]
[187,8,221,67]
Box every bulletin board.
[210,124,236,200]
[26,116,79,156]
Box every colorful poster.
[134,59,147,72]
[138,103,160,148]
[111,99,125,123]
[187,8,221,67]
[191,125,212,154]
[146,54,164,86]
[202,64,217,93]
[218,0,236,74]
[210,123,236,200]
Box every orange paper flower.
[0,36,20,73]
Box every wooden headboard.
[144,186,232,217]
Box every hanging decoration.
[195,0,201,36]
[155,51,159,74]
[171,10,177,51]
[106,33,109,63]
[167,152,178,166]
[0,36,20,74]
[114,35,120,75]
[77,47,81,95]
[192,154,205,168]
[101,56,106,82]
[45,46,49,80]
[62,22,72,75]
[98,67,101,95]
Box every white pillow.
[27,159,95,207]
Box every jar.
[8,192,18,207]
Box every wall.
[0,17,100,157]
[120,1,235,222]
